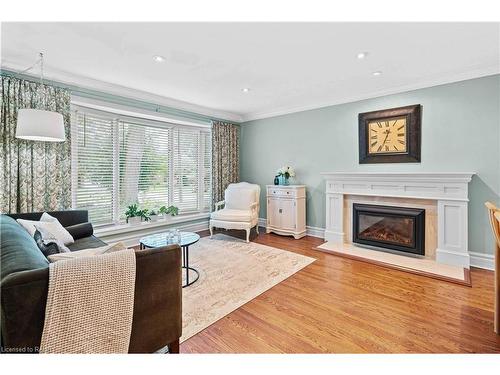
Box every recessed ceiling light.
[153,55,165,63]
[372,71,382,76]
[357,52,368,59]
[241,88,250,93]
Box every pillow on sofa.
[47,242,128,262]
[34,223,71,253]
[17,213,74,245]
[33,229,60,257]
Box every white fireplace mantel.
[321,172,475,268]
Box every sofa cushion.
[0,215,49,281]
[224,188,255,210]
[68,235,107,251]
[210,208,253,222]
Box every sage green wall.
[240,75,500,255]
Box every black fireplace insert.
[352,203,425,256]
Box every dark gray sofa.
[0,210,182,353]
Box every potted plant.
[149,209,159,222]
[159,205,179,219]
[276,166,296,185]
[125,203,142,224]
[139,208,151,222]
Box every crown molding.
[1,60,244,123]
[240,64,500,122]
[4,58,498,124]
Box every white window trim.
[71,95,211,129]
[95,212,210,237]
[71,100,212,229]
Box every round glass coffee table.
[139,231,201,288]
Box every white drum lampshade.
[16,108,65,142]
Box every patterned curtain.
[0,75,72,213]
[211,120,239,208]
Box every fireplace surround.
[352,203,425,256]
[321,172,474,268]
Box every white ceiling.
[2,22,499,122]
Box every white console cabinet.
[266,185,306,239]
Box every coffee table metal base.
[182,245,199,288]
[139,231,201,288]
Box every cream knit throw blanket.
[40,249,136,353]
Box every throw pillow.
[47,242,128,262]
[34,223,71,253]
[17,218,43,237]
[33,229,60,257]
[40,212,60,223]
[17,213,74,245]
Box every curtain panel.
[0,75,72,213]
[211,120,239,208]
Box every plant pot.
[127,216,142,225]
[150,214,159,222]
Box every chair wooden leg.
[245,228,250,243]
[168,339,180,354]
[256,225,259,234]
[209,224,213,238]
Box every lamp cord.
[16,52,46,108]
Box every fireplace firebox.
[352,203,425,256]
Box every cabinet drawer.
[267,188,297,198]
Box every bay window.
[71,104,211,227]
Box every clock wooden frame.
[358,104,421,164]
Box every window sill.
[94,212,210,237]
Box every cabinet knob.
[279,209,282,214]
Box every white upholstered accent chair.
[210,182,261,243]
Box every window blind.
[72,111,116,225]
[71,105,211,226]
[118,120,173,219]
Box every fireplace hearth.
[352,203,425,256]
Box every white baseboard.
[469,251,495,270]
[98,219,209,248]
[258,218,325,239]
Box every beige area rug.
[317,242,470,286]
[180,234,315,342]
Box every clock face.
[368,117,407,154]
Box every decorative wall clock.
[358,104,421,164]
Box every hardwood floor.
[180,229,500,353]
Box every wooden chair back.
[484,201,500,335]
[485,202,500,249]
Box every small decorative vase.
[274,175,279,185]
[278,175,290,186]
